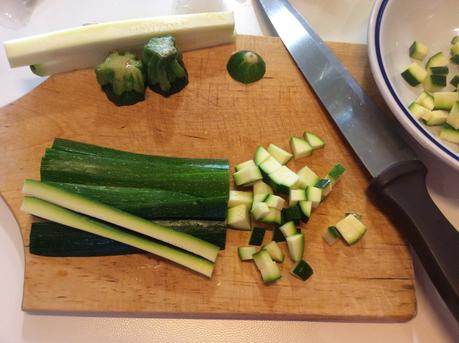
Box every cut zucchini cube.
[249,227,266,246]
[279,221,298,238]
[306,186,322,209]
[423,110,448,126]
[264,194,285,210]
[259,261,282,283]
[290,260,314,281]
[259,156,282,175]
[289,136,312,159]
[238,246,257,261]
[298,200,312,223]
[415,91,434,110]
[272,225,286,242]
[314,178,332,198]
[425,52,449,69]
[423,74,446,92]
[251,201,270,221]
[451,42,459,64]
[335,214,367,245]
[233,165,262,186]
[450,75,459,88]
[260,207,282,224]
[227,204,251,230]
[408,102,430,120]
[289,188,306,206]
[326,163,345,184]
[253,180,273,195]
[254,146,271,165]
[295,165,320,189]
[268,166,299,194]
[286,233,304,262]
[281,206,302,224]
[401,62,427,86]
[304,131,325,150]
[323,226,341,245]
[262,241,284,263]
[228,190,253,208]
[433,92,458,111]
[440,124,459,144]
[267,143,292,165]
[446,101,459,130]
[409,41,428,61]
[253,249,273,270]
[235,159,256,171]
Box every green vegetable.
[322,226,341,245]
[227,204,251,230]
[4,12,235,75]
[238,246,257,261]
[226,50,266,84]
[262,241,284,263]
[142,36,188,96]
[22,197,215,277]
[44,182,227,220]
[249,227,266,246]
[30,219,227,255]
[41,147,229,198]
[95,51,146,106]
[271,225,286,242]
[290,260,314,281]
[409,41,428,61]
[23,179,220,262]
[281,206,302,224]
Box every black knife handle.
[369,160,459,321]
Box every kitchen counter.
[0,1,458,342]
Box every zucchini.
[227,204,251,230]
[423,74,446,92]
[306,186,322,208]
[286,233,304,262]
[259,208,282,224]
[268,166,299,194]
[446,102,459,130]
[45,182,227,220]
[264,194,285,210]
[228,190,253,208]
[251,202,270,220]
[238,246,257,261]
[235,160,256,171]
[425,52,449,69]
[289,136,312,159]
[295,165,320,189]
[272,225,286,242]
[22,197,215,277]
[289,188,306,206]
[233,165,262,186]
[322,226,341,245]
[254,146,271,165]
[415,91,435,110]
[281,206,302,224]
[335,214,367,245]
[41,148,229,198]
[262,241,284,263]
[30,219,227,255]
[422,110,448,126]
[290,260,314,281]
[298,200,312,223]
[267,144,292,165]
[303,132,325,150]
[249,227,266,246]
[401,62,427,86]
[440,124,459,144]
[409,41,428,61]
[279,221,298,238]
[5,12,235,74]
[408,102,430,120]
[451,42,459,64]
[226,50,266,84]
[23,180,220,262]
[433,92,458,111]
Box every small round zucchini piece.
[227,50,266,84]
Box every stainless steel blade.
[257,0,415,177]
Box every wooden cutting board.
[0,35,415,321]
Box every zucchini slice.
[290,260,314,281]
[401,62,427,86]
[227,204,251,230]
[22,197,215,277]
[262,241,284,263]
[267,144,293,165]
[238,246,257,261]
[409,41,428,61]
[286,233,304,262]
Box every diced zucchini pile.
[322,213,367,246]
[228,132,362,284]
[401,36,459,145]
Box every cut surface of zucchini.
[289,188,306,206]
[409,41,428,60]
[286,233,304,262]
[423,110,448,126]
[315,178,332,198]
[290,260,314,281]
[254,146,271,165]
[335,214,367,245]
[281,206,302,224]
[440,124,459,144]
[295,165,320,189]
[289,136,313,159]
[233,166,262,186]
[401,62,427,86]
[251,202,270,220]
[408,102,430,120]
[268,166,299,191]
[304,132,325,150]
[451,42,459,64]
[446,101,459,130]
[235,160,256,172]
[415,91,435,110]
[433,92,458,111]
[264,194,285,210]
[260,208,282,224]
[267,144,293,165]
[323,226,341,245]
[227,204,251,230]
[298,200,312,223]
[326,163,345,184]
[425,52,449,69]
[272,225,286,242]
[279,221,298,238]
[259,156,282,175]
[253,249,274,270]
[451,75,459,88]
[228,190,253,208]
[238,246,257,261]
[263,241,284,263]
[306,186,322,209]
[423,74,446,92]
[259,261,282,283]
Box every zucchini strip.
[22,197,215,277]
[22,180,220,262]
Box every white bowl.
[368,0,459,170]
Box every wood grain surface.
[0,35,416,321]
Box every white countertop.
[0,1,458,342]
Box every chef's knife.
[257,0,459,320]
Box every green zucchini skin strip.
[41,148,229,198]
[51,138,228,168]
[31,219,227,254]
[22,180,220,262]
[22,197,214,277]
[44,182,228,220]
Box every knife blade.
[258,0,459,321]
